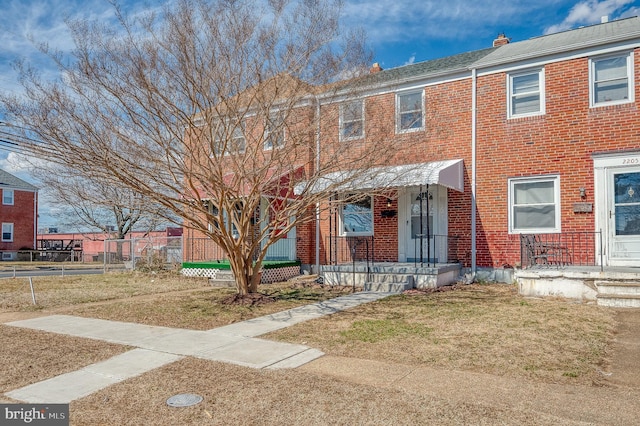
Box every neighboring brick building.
[0,168,38,260]
[189,17,640,277]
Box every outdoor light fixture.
[579,187,586,199]
[386,198,392,208]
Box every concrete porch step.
[596,293,640,308]
[209,270,236,287]
[364,274,414,293]
[596,280,640,295]
[363,281,413,293]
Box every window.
[508,176,560,233]
[341,195,373,236]
[2,223,13,242]
[508,69,544,118]
[264,114,285,150]
[212,122,245,156]
[205,201,242,238]
[340,100,364,140]
[590,52,634,106]
[396,91,424,133]
[2,189,14,205]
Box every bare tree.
[1,0,423,295]
[42,171,167,239]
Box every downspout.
[33,190,38,250]
[471,68,477,279]
[314,96,321,275]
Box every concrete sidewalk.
[3,291,395,403]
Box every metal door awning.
[297,159,464,194]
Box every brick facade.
[187,18,640,272]
[0,186,38,254]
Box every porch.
[321,262,462,291]
[517,232,640,307]
[321,233,462,291]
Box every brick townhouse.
[0,168,38,260]
[186,16,640,284]
[293,16,640,279]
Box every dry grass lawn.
[267,284,616,385]
[0,273,623,424]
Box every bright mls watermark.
[1,404,68,425]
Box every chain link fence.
[102,236,183,271]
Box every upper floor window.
[508,69,545,118]
[340,100,364,140]
[2,189,14,205]
[264,114,285,150]
[1,223,13,242]
[508,176,560,234]
[396,90,424,133]
[590,52,634,107]
[341,194,373,236]
[212,122,245,156]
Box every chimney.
[369,62,383,74]
[493,33,510,47]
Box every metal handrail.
[520,231,603,271]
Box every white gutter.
[471,68,477,277]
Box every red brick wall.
[475,48,640,267]
[0,190,37,251]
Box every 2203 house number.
[622,158,639,165]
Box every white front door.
[607,168,640,264]
[401,186,448,263]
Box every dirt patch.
[220,293,276,306]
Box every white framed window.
[212,121,246,156]
[396,90,424,133]
[340,100,364,140]
[341,195,373,236]
[264,114,285,150]
[508,68,545,118]
[508,176,560,234]
[2,223,14,242]
[2,189,14,205]
[590,51,634,107]
[205,201,242,238]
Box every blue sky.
[1,0,639,228]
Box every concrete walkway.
[3,291,395,403]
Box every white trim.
[508,175,561,234]
[589,50,635,108]
[1,223,14,242]
[507,67,545,119]
[339,99,365,141]
[263,114,286,151]
[339,195,374,237]
[395,89,425,134]
[2,188,14,205]
[476,41,640,77]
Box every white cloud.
[544,0,636,34]
[342,0,560,43]
[404,55,416,66]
